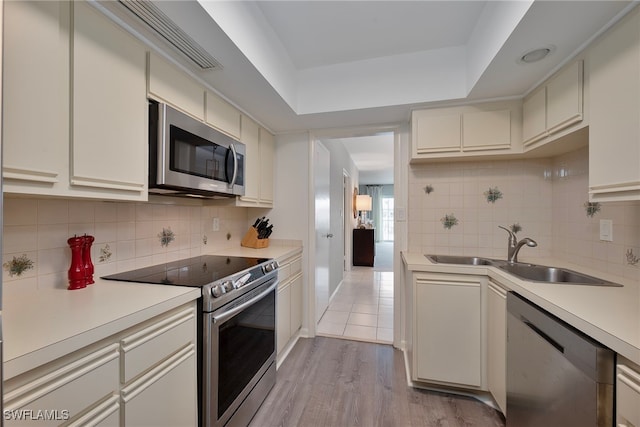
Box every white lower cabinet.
[413,273,485,388]
[2,302,198,427]
[617,357,640,427]
[276,251,303,360]
[487,280,508,414]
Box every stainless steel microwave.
[149,101,245,198]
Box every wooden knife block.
[241,227,269,249]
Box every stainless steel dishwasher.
[506,292,614,427]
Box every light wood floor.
[250,337,505,427]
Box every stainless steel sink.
[425,254,622,287]
[425,254,494,266]
[497,263,622,287]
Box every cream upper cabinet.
[412,111,461,154]
[463,109,512,151]
[72,1,147,199]
[239,115,261,203]
[3,1,70,193]
[588,6,640,202]
[522,86,547,144]
[413,273,485,388]
[258,128,275,205]
[523,60,585,151]
[411,100,521,161]
[3,1,148,201]
[546,60,584,134]
[206,90,241,140]
[148,51,205,120]
[234,116,275,207]
[487,280,508,414]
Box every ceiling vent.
[118,0,222,70]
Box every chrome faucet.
[499,226,537,263]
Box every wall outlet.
[599,219,613,242]
[212,217,220,232]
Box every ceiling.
[105,0,636,184]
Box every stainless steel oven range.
[103,255,279,427]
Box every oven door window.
[217,290,275,418]
[170,125,243,186]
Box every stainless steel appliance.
[506,292,614,427]
[103,255,278,427]
[148,101,246,199]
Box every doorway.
[313,131,395,344]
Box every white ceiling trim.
[196,0,528,116]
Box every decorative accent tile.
[584,201,601,218]
[441,213,459,230]
[626,249,639,266]
[424,185,434,194]
[99,244,112,263]
[484,187,503,203]
[158,227,175,247]
[3,254,34,277]
[510,223,522,234]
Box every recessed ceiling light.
[519,46,554,64]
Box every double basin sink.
[426,254,622,287]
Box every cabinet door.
[239,115,261,203]
[259,128,275,204]
[122,345,197,427]
[414,276,482,387]
[276,283,292,355]
[589,8,640,201]
[546,60,583,135]
[412,110,461,154]
[462,110,511,151]
[617,362,640,427]
[522,86,547,145]
[72,1,147,200]
[487,281,507,414]
[148,51,205,120]
[290,273,303,337]
[206,90,241,139]
[3,1,69,191]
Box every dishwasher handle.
[523,317,565,354]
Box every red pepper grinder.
[68,236,86,290]
[82,234,95,285]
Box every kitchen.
[2,1,640,426]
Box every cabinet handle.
[326,233,334,238]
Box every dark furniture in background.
[353,228,375,267]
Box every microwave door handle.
[228,143,238,188]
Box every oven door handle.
[213,280,278,324]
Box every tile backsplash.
[408,147,640,281]
[2,197,249,294]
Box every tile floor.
[317,267,393,344]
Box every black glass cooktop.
[102,255,270,287]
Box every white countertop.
[403,252,640,365]
[3,244,302,379]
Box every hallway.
[317,242,394,344]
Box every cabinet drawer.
[121,306,196,383]
[618,363,640,427]
[290,257,302,276]
[4,344,119,424]
[278,263,292,285]
[122,345,197,427]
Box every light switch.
[396,207,406,222]
[212,217,220,232]
[599,219,613,241]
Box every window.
[381,197,394,241]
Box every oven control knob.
[222,280,234,292]
[264,261,279,273]
[211,285,224,298]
